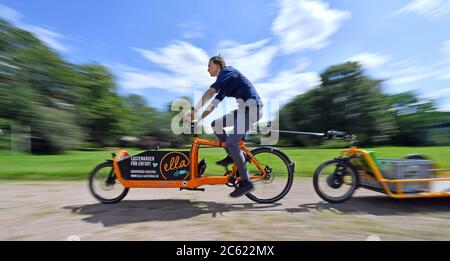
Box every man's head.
[208,55,226,77]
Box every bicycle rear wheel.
[245,147,294,204]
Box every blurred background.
[0,0,449,179]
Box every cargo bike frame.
[88,112,295,204]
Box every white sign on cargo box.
[430,180,450,192]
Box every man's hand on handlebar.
[184,111,199,131]
[183,111,192,122]
[184,111,200,123]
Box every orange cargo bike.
[88,112,295,204]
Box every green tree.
[73,64,125,147]
[279,62,398,146]
[121,94,160,137]
[386,92,440,145]
[0,19,82,153]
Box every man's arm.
[199,98,220,121]
[193,87,217,115]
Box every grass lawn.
[0,146,449,180]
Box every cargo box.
[359,159,434,193]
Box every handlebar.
[324,130,356,142]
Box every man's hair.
[209,55,226,68]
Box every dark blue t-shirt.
[210,66,262,105]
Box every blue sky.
[1,0,450,121]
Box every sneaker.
[215,154,234,167]
[198,159,207,177]
[229,180,254,198]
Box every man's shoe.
[216,154,234,167]
[198,159,207,177]
[229,180,254,198]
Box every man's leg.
[228,105,262,181]
[211,110,237,164]
[228,105,263,197]
[226,132,248,180]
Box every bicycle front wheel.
[245,147,294,204]
[88,161,129,204]
[313,159,359,203]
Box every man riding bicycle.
[185,55,263,198]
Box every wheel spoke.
[89,162,129,204]
[313,160,357,203]
[245,148,294,203]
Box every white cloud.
[421,87,450,112]
[117,0,349,119]
[179,21,205,39]
[118,39,320,124]
[122,39,281,93]
[394,0,450,18]
[217,39,279,82]
[386,63,436,87]
[438,102,450,111]
[271,0,350,53]
[438,71,450,80]
[442,40,450,56]
[256,68,321,105]
[117,0,350,98]
[350,52,391,69]
[385,60,450,85]
[134,41,209,80]
[0,4,21,22]
[0,4,69,53]
[24,25,70,53]
[377,58,450,95]
[251,67,321,126]
[377,61,450,113]
[118,41,211,93]
[420,86,450,100]
[119,69,193,94]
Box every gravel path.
[1,180,450,240]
